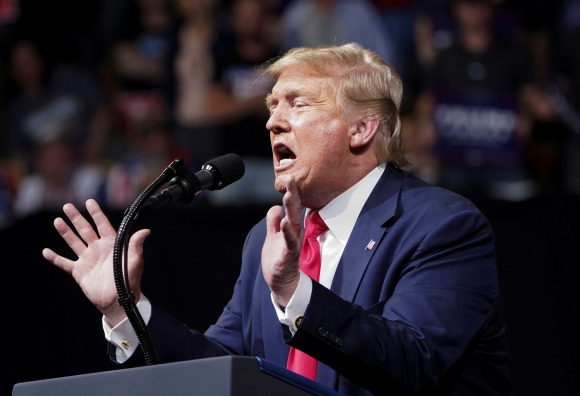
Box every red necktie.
[286,211,328,381]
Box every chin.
[274,176,287,193]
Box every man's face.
[266,65,356,209]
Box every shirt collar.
[310,163,385,247]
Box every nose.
[266,107,290,135]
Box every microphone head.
[202,153,245,190]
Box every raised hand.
[42,199,150,327]
[261,176,304,307]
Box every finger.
[42,247,75,274]
[86,199,117,239]
[53,216,90,258]
[282,177,302,232]
[265,205,283,235]
[63,202,99,245]
[280,215,301,252]
[281,178,303,252]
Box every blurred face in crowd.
[233,0,265,39]
[177,0,216,18]
[454,0,494,31]
[37,140,73,186]
[266,65,360,209]
[9,40,45,94]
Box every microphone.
[142,153,245,211]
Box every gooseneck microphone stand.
[112,158,187,366]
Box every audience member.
[415,0,544,202]
[370,0,420,108]
[548,0,580,193]
[3,38,111,172]
[163,0,221,168]
[281,0,395,65]
[12,138,106,218]
[105,114,187,209]
[203,0,281,205]
[108,0,176,92]
[401,93,440,185]
[0,0,19,47]
[15,0,102,72]
[104,0,177,162]
[414,0,470,71]
[0,163,13,228]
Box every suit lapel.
[320,165,405,389]
[330,164,404,302]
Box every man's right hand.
[42,199,150,327]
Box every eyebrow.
[266,86,322,108]
[265,93,274,108]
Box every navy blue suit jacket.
[130,164,511,395]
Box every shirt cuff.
[102,294,152,363]
[272,271,312,334]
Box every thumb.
[127,229,151,275]
[125,229,151,302]
[129,228,151,255]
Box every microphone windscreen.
[204,153,245,190]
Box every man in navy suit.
[43,43,511,395]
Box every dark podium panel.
[12,356,344,396]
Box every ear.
[349,115,379,149]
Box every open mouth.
[275,144,296,168]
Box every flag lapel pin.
[365,239,376,251]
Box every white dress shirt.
[273,164,384,332]
[104,164,385,362]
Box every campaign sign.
[432,93,522,167]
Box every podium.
[12,356,344,396]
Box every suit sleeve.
[122,220,268,366]
[287,207,504,394]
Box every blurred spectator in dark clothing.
[103,0,178,169]
[281,0,395,66]
[16,0,102,72]
[105,114,187,209]
[3,39,111,173]
[370,0,420,110]
[536,0,580,193]
[414,0,549,202]
[203,0,281,205]
[414,3,452,72]
[109,0,176,92]
[163,0,220,169]
[0,0,19,46]
[0,0,21,159]
[95,0,135,62]
[401,92,440,185]
[0,0,20,65]
[208,0,278,157]
[550,0,580,113]
[0,163,13,228]
[12,138,106,218]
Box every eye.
[265,94,277,114]
[267,101,278,115]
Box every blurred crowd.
[0,0,579,229]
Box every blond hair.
[263,43,407,167]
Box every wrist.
[272,276,299,308]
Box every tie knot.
[304,211,328,239]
